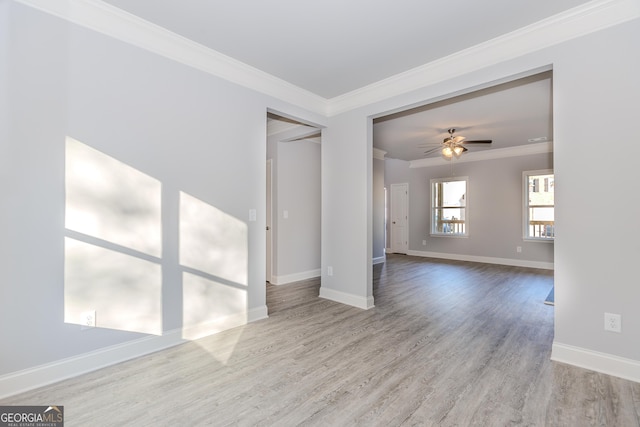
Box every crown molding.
[409,141,553,168]
[13,0,639,118]
[373,148,387,160]
[266,120,304,137]
[13,0,329,115]
[267,121,320,145]
[328,0,640,116]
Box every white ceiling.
[373,71,553,160]
[102,0,590,99]
[98,0,587,160]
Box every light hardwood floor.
[3,255,640,426]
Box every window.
[524,170,554,240]
[431,176,468,236]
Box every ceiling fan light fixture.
[442,143,464,158]
[434,128,491,159]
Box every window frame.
[430,176,469,237]
[523,169,554,242]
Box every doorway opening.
[370,68,555,308]
[265,111,322,310]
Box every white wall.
[266,125,322,285]
[3,0,639,396]
[320,112,374,309]
[0,3,324,395]
[325,18,640,379]
[551,20,640,369]
[383,152,554,268]
[0,2,9,275]
[275,140,321,282]
[0,1,7,172]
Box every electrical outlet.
[422,240,426,246]
[327,266,333,276]
[516,246,522,253]
[81,310,96,330]
[604,312,621,333]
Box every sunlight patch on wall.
[64,138,252,342]
[179,192,248,286]
[64,137,162,335]
[65,137,161,257]
[179,192,249,345]
[64,238,162,335]
[182,272,246,342]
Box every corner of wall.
[319,286,375,310]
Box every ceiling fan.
[421,128,492,158]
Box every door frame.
[266,159,273,283]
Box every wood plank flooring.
[3,254,640,426]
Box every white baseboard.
[372,255,386,265]
[319,286,375,310]
[248,305,269,323]
[552,342,640,383]
[407,249,554,270]
[0,305,268,399]
[271,269,320,285]
[0,331,185,400]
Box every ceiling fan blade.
[423,147,441,155]
[462,140,492,144]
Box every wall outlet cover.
[81,310,96,330]
[604,312,621,333]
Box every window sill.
[523,237,554,243]
[431,233,469,238]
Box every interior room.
[375,71,555,266]
[2,0,639,424]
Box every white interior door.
[390,183,408,254]
[266,159,273,282]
